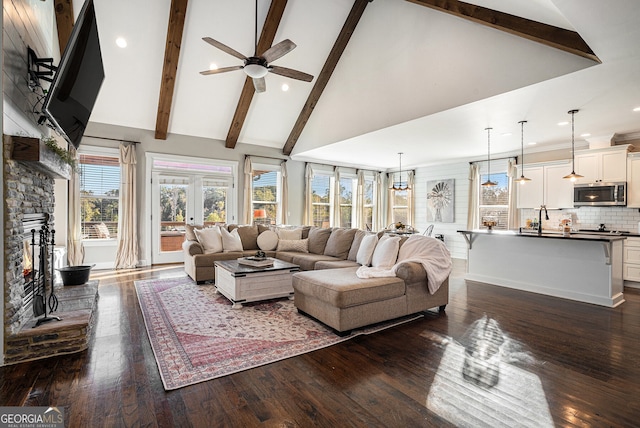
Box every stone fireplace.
[3,135,98,364]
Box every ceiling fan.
[199,0,314,93]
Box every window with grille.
[311,173,332,227]
[479,172,509,230]
[79,153,120,239]
[363,177,375,230]
[252,167,280,225]
[203,179,228,225]
[339,177,354,228]
[391,189,409,226]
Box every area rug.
[135,276,422,390]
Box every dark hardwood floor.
[2,262,639,427]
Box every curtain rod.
[469,155,517,165]
[306,161,383,174]
[84,135,140,145]
[246,154,288,162]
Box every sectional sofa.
[182,224,450,334]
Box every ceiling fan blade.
[253,77,266,93]
[202,37,247,60]
[261,39,296,63]
[199,65,243,76]
[269,66,314,82]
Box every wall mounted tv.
[42,0,104,149]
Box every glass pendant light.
[518,120,532,184]
[563,109,584,182]
[481,127,498,187]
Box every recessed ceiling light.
[581,133,591,137]
[209,63,218,70]
[557,121,569,126]
[281,83,289,92]
[115,37,127,48]
[634,107,640,112]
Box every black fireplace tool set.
[29,221,61,327]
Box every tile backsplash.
[520,206,640,233]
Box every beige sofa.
[182,224,362,283]
[182,224,449,334]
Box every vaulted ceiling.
[62,0,640,170]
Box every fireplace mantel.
[6,135,71,180]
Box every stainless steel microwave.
[573,182,626,206]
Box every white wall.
[413,161,469,260]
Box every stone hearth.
[4,281,99,364]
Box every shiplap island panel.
[458,230,625,307]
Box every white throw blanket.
[356,235,452,294]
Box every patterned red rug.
[135,276,422,390]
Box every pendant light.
[518,120,532,184]
[481,127,497,187]
[391,152,410,191]
[563,109,583,182]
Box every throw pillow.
[276,238,309,253]
[307,227,333,254]
[371,235,400,269]
[185,224,203,242]
[257,230,279,251]
[220,227,243,252]
[194,226,223,254]
[356,233,379,266]
[348,229,366,261]
[324,228,358,259]
[236,225,259,250]
[277,227,302,240]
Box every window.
[79,152,120,239]
[391,189,409,226]
[252,166,280,225]
[339,176,354,228]
[363,177,375,229]
[203,180,227,224]
[479,172,509,230]
[311,173,332,227]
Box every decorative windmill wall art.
[427,179,454,223]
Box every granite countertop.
[457,229,627,242]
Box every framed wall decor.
[427,179,454,223]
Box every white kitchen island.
[458,230,625,307]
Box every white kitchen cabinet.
[627,154,640,207]
[574,146,628,184]
[623,237,640,285]
[517,162,573,209]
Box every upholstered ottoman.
[292,267,410,334]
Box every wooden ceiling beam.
[225,0,288,149]
[406,0,600,63]
[282,0,371,156]
[155,0,189,140]
[54,0,74,53]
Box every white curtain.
[375,172,385,231]
[507,158,519,229]
[243,156,253,225]
[467,163,480,229]
[67,148,84,266]
[280,161,288,225]
[114,143,139,269]
[407,170,415,227]
[303,163,313,225]
[355,170,365,229]
[333,167,341,227]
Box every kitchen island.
[458,229,625,307]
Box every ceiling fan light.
[244,63,268,78]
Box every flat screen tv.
[42,0,104,149]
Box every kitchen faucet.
[538,205,549,235]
